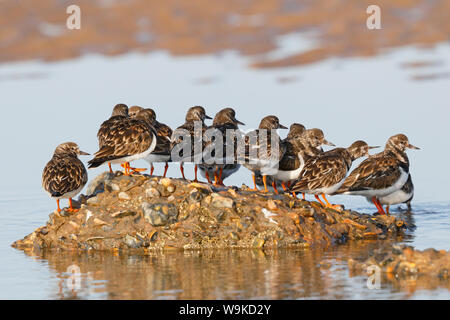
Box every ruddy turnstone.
[199,108,245,185]
[243,115,287,192]
[171,106,212,181]
[42,142,89,213]
[88,108,157,175]
[254,127,332,194]
[129,106,173,177]
[289,141,377,210]
[96,104,129,173]
[372,174,414,214]
[335,134,419,215]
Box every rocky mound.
[12,172,410,252]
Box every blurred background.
[1,0,449,204]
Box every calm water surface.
[1,37,450,299]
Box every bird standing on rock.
[96,103,129,173]
[42,142,89,213]
[88,108,157,175]
[129,106,173,177]
[289,140,377,210]
[171,106,212,181]
[200,108,245,185]
[334,134,419,215]
[243,116,288,192]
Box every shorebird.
[171,106,212,181]
[335,134,419,215]
[265,123,306,193]
[200,108,245,185]
[129,106,173,177]
[289,141,377,210]
[255,127,333,195]
[88,108,157,175]
[96,104,129,173]
[42,142,89,213]
[243,115,287,192]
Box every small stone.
[211,193,234,209]
[166,185,176,193]
[111,210,136,218]
[253,238,265,248]
[86,197,98,205]
[142,202,178,226]
[93,218,107,226]
[123,235,142,248]
[145,188,160,198]
[85,172,115,195]
[118,192,130,200]
[159,178,172,187]
[167,195,175,202]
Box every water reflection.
[20,240,450,300]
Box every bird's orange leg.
[291,192,297,198]
[205,171,212,184]
[321,194,342,211]
[218,167,224,185]
[315,194,326,206]
[372,196,386,215]
[193,165,199,182]
[129,162,147,174]
[67,198,79,213]
[108,163,113,173]
[302,193,305,200]
[150,164,155,176]
[213,170,219,186]
[121,162,130,175]
[248,174,259,191]
[262,175,269,193]
[180,163,186,180]
[163,162,169,178]
[56,199,61,213]
[386,205,390,215]
[281,182,287,191]
[272,181,279,194]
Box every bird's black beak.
[407,143,420,150]
[234,118,245,126]
[79,150,90,156]
[323,139,335,147]
[278,124,288,129]
[204,114,213,120]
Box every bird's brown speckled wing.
[153,121,173,155]
[244,130,284,163]
[89,118,154,167]
[42,156,88,197]
[171,122,206,160]
[278,140,300,171]
[337,156,404,193]
[290,154,349,193]
[97,115,126,148]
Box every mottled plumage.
[200,108,245,184]
[42,142,89,212]
[88,109,157,169]
[335,134,419,214]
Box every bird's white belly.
[377,189,413,205]
[48,184,85,200]
[271,165,303,182]
[145,154,170,164]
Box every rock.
[166,185,176,193]
[159,178,172,187]
[211,193,234,209]
[123,235,142,248]
[142,202,178,226]
[85,172,115,196]
[145,188,160,198]
[118,192,130,200]
[111,210,137,218]
[86,196,98,205]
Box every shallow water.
[1,35,450,299]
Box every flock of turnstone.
[42,104,419,215]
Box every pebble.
[86,197,98,205]
[267,200,278,211]
[159,178,172,187]
[211,193,234,209]
[142,202,179,226]
[145,188,160,198]
[118,192,130,200]
[123,235,142,248]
